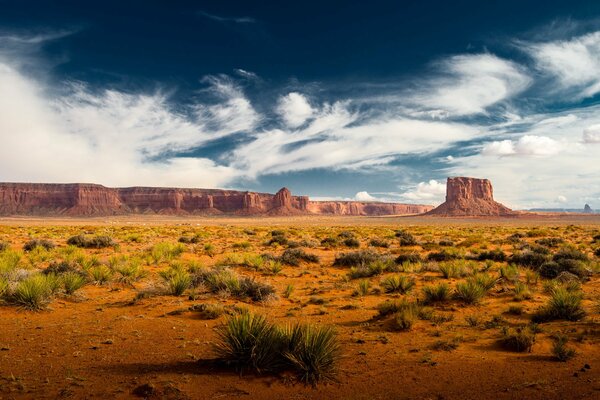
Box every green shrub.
[395,231,417,246]
[395,252,422,264]
[213,312,281,373]
[348,258,393,279]
[532,288,586,323]
[427,250,459,262]
[454,280,486,304]
[392,309,416,331]
[499,326,535,352]
[380,275,415,294]
[369,239,389,248]
[535,238,564,247]
[343,238,360,248]
[476,249,507,262]
[197,268,275,302]
[422,282,450,304]
[12,274,54,310]
[113,261,147,285]
[513,282,533,301]
[356,280,370,296]
[334,250,383,267]
[67,235,115,248]
[0,242,9,252]
[552,334,576,361]
[280,248,319,266]
[160,267,191,296]
[88,265,113,284]
[510,251,549,269]
[149,242,185,264]
[439,261,469,279]
[282,284,294,299]
[62,272,86,295]
[23,239,55,252]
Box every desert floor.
[1,215,599,399]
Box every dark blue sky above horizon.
[1,0,600,208]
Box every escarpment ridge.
[0,183,433,216]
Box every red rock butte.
[0,183,433,217]
[426,177,515,216]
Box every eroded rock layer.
[0,183,432,216]
[426,177,514,216]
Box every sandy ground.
[1,215,599,399]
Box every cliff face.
[0,183,432,217]
[426,177,514,216]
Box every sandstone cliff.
[0,183,432,217]
[426,177,514,216]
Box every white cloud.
[482,135,561,157]
[401,180,447,202]
[583,124,600,143]
[557,195,568,203]
[276,92,314,128]
[354,191,377,201]
[410,54,531,116]
[525,31,600,98]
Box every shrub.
[356,280,370,296]
[532,288,586,323]
[477,249,507,262]
[23,239,55,252]
[510,251,549,269]
[280,248,319,266]
[553,248,588,263]
[348,259,393,279]
[369,239,389,248]
[395,252,422,264]
[422,283,450,304]
[334,250,384,267]
[178,235,201,244]
[67,235,115,249]
[160,267,191,296]
[337,231,355,239]
[380,275,415,294]
[552,335,576,362]
[213,312,281,373]
[0,277,8,298]
[12,274,54,310]
[535,238,564,248]
[0,242,8,252]
[539,261,562,279]
[113,261,147,286]
[473,273,498,291]
[320,237,339,247]
[267,232,288,246]
[191,303,226,319]
[44,260,80,276]
[198,268,275,302]
[454,280,486,304]
[392,309,417,331]
[439,261,469,279]
[376,299,419,318]
[281,323,341,386]
[427,250,459,262]
[499,327,535,352]
[62,272,86,295]
[513,282,532,301]
[438,239,454,247]
[343,238,360,248]
[395,230,417,246]
[88,265,113,284]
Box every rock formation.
[0,182,433,217]
[583,204,594,214]
[426,177,514,216]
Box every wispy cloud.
[197,10,256,24]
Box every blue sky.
[1,1,600,209]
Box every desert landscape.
[1,178,599,399]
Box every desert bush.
[213,312,281,373]
[178,234,201,244]
[12,274,55,310]
[355,280,370,296]
[149,242,185,264]
[380,275,415,294]
[395,252,422,264]
[438,261,470,279]
[552,334,576,361]
[88,265,113,284]
[23,239,55,252]
[498,326,535,352]
[267,232,288,246]
[476,249,507,262]
[343,238,360,248]
[376,299,419,317]
[337,231,355,239]
[392,308,417,331]
[348,259,393,279]
[369,238,389,248]
[334,250,384,267]
[198,268,275,301]
[395,230,417,246]
[67,234,115,249]
[263,260,283,275]
[0,277,8,298]
[510,251,549,269]
[160,266,191,296]
[532,287,586,323]
[438,239,454,247]
[473,273,498,291]
[454,279,486,304]
[62,272,86,295]
[553,248,588,263]
[499,264,520,282]
[44,260,80,276]
[513,282,533,301]
[232,241,252,250]
[280,323,341,386]
[422,282,450,304]
[113,260,147,286]
[320,237,339,247]
[190,303,226,319]
[280,248,319,266]
[535,238,564,248]
[0,242,8,252]
[427,250,460,262]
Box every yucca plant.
[113,261,147,286]
[499,326,535,352]
[454,280,486,304]
[282,284,294,299]
[513,282,532,301]
[392,308,417,331]
[356,280,370,296]
[380,275,415,294]
[62,272,86,295]
[473,273,498,292]
[552,334,576,361]
[213,312,281,374]
[0,277,8,298]
[12,274,54,310]
[377,299,420,317]
[160,267,191,296]
[281,323,341,386]
[421,282,450,304]
[532,287,586,323]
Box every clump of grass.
[190,303,226,319]
[376,299,419,317]
[267,231,288,246]
[149,242,185,264]
[499,326,535,352]
[279,248,319,266]
[232,241,252,250]
[454,276,490,304]
[0,277,9,298]
[369,238,389,248]
[438,261,470,279]
[476,249,507,262]
[0,242,9,252]
[334,250,383,267]
[532,287,586,323]
[197,268,275,302]
[394,252,422,264]
[178,234,201,244]
[380,275,415,294]
[12,274,55,310]
[61,272,86,295]
[348,259,393,279]
[551,334,576,361]
[355,280,370,296]
[395,230,417,246]
[113,260,147,286]
[67,234,115,249]
[392,308,417,331]
[263,260,283,275]
[343,238,360,248]
[282,284,294,299]
[513,282,533,301]
[160,266,192,296]
[88,265,113,285]
[421,282,450,304]
[23,239,55,252]
[427,250,460,262]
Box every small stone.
[132,383,156,397]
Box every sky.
[1,1,600,209]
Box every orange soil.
[1,215,599,399]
